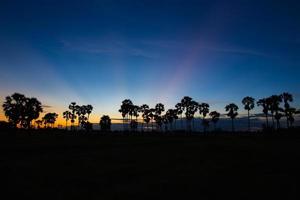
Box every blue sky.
[0,0,300,122]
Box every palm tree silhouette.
[119,99,133,131]
[165,109,178,131]
[269,95,282,129]
[100,115,111,131]
[63,111,71,130]
[140,104,149,131]
[68,102,77,130]
[209,111,220,131]
[199,103,210,133]
[142,108,151,131]
[86,104,93,122]
[149,108,155,131]
[282,92,293,128]
[155,103,165,131]
[175,103,183,129]
[257,98,269,128]
[274,111,284,129]
[35,120,43,129]
[42,113,58,128]
[285,107,298,128]
[225,103,239,132]
[181,96,198,132]
[242,96,255,131]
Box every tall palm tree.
[42,113,58,128]
[149,108,155,131]
[100,115,111,132]
[181,96,193,131]
[257,98,269,128]
[274,110,284,129]
[242,96,255,131]
[35,120,43,129]
[175,103,183,129]
[142,108,151,132]
[209,111,220,131]
[140,104,149,131]
[199,103,210,133]
[75,105,82,128]
[286,108,298,128]
[225,103,239,132]
[119,99,133,131]
[63,111,71,130]
[86,104,93,122]
[166,109,178,131]
[269,95,282,129]
[69,102,77,130]
[155,103,165,131]
[281,92,293,128]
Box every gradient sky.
[0,0,300,124]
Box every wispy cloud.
[142,39,268,57]
[60,37,268,59]
[60,38,160,58]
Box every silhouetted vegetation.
[100,115,111,131]
[242,96,255,131]
[1,92,300,134]
[2,93,43,128]
[42,112,58,128]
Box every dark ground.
[3,130,300,199]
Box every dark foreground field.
[4,132,300,199]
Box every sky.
[0,0,300,124]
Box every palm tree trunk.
[181,114,183,129]
[248,110,250,131]
[265,114,269,128]
[271,113,275,129]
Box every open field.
[3,131,300,199]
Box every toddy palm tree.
[165,109,178,131]
[86,104,93,122]
[225,103,239,132]
[286,108,298,127]
[269,95,282,129]
[242,96,255,131]
[199,103,210,132]
[281,92,293,128]
[175,102,183,129]
[155,103,165,131]
[209,111,220,131]
[181,96,193,131]
[100,115,111,132]
[274,110,284,129]
[119,99,133,131]
[149,108,155,131]
[257,98,269,128]
[140,104,149,131]
[42,113,58,128]
[142,108,151,132]
[35,120,43,129]
[63,111,71,130]
[68,102,77,130]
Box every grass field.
[4,132,300,199]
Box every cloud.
[140,39,268,57]
[61,37,268,60]
[60,38,159,58]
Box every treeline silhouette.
[1,92,300,133]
